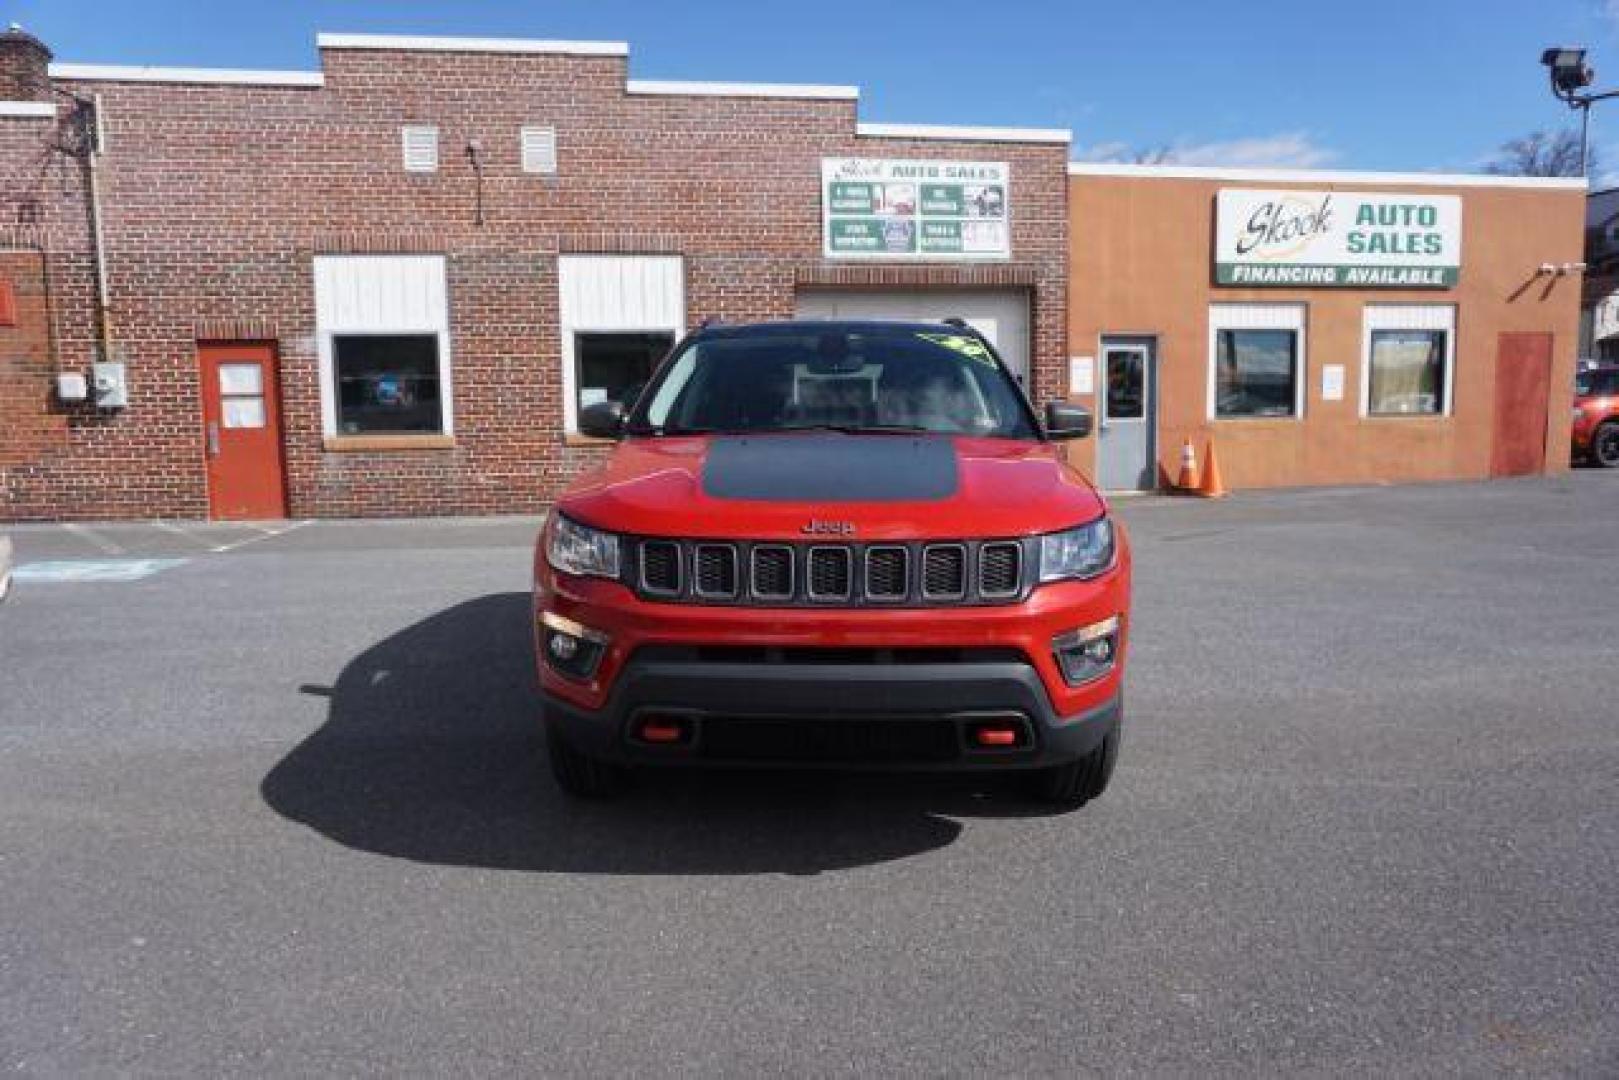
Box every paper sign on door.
[1322,365,1345,402]
[1069,356,1095,396]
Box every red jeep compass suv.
[533,320,1131,806]
[1573,363,1619,468]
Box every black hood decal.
[702,434,959,502]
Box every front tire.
[545,726,625,798]
[1593,421,1619,469]
[1025,725,1120,807]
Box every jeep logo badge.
[802,519,855,536]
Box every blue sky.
[10,0,1619,176]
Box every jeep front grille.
[629,537,1034,607]
[807,547,853,600]
[978,542,1022,598]
[864,546,908,601]
[640,540,682,596]
[921,544,967,600]
[694,543,738,598]
[750,545,794,600]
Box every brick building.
[0,26,1589,521]
[0,28,1069,520]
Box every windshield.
[627,326,1038,438]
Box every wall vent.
[521,125,558,174]
[401,125,439,172]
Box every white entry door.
[795,289,1031,388]
[1097,337,1157,492]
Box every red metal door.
[198,342,287,519]
[1491,332,1552,478]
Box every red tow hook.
[972,725,1020,748]
[637,717,688,744]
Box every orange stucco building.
[1065,165,1586,492]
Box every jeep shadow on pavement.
[263,593,1079,876]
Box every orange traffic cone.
[1174,438,1199,492]
[1197,440,1229,499]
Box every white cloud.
[1168,132,1340,168]
[1072,131,1339,168]
[1072,140,1134,163]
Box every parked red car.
[532,320,1130,806]
[1573,363,1619,468]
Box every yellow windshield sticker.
[916,332,996,366]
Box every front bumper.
[533,529,1130,770]
[541,661,1121,771]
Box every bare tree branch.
[1483,129,1590,177]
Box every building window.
[521,126,558,174]
[401,125,439,172]
[313,255,453,440]
[558,255,685,434]
[333,335,444,434]
[1105,346,1146,420]
[1362,305,1455,417]
[1367,331,1445,416]
[1209,304,1306,420]
[575,332,673,416]
[1215,330,1299,418]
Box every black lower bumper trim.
[542,656,1120,772]
[700,715,964,764]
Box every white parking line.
[150,520,219,549]
[210,520,313,554]
[14,558,188,583]
[62,523,126,556]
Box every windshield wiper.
[637,424,725,437]
[777,423,933,435]
[636,423,938,437]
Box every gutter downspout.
[82,93,112,359]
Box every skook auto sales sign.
[822,158,1010,260]
[1215,188,1461,287]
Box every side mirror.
[579,400,626,440]
[1045,401,1093,440]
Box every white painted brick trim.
[627,79,858,100]
[316,33,628,57]
[1066,162,1588,191]
[48,63,324,87]
[0,101,56,117]
[857,122,1071,144]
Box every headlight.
[547,515,621,579]
[1039,517,1115,583]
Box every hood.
[557,433,1106,541]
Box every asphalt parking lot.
[2,474,1616,1075]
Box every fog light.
[540,611,608,681]
[1053,615,1121,686]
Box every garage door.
[795,289,1031,388]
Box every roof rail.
[941,316,973,331]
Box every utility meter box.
[92,362,128,409]
[56,372,89,402]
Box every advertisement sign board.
[822,158,1010,260]
[1215,188,1462,287]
